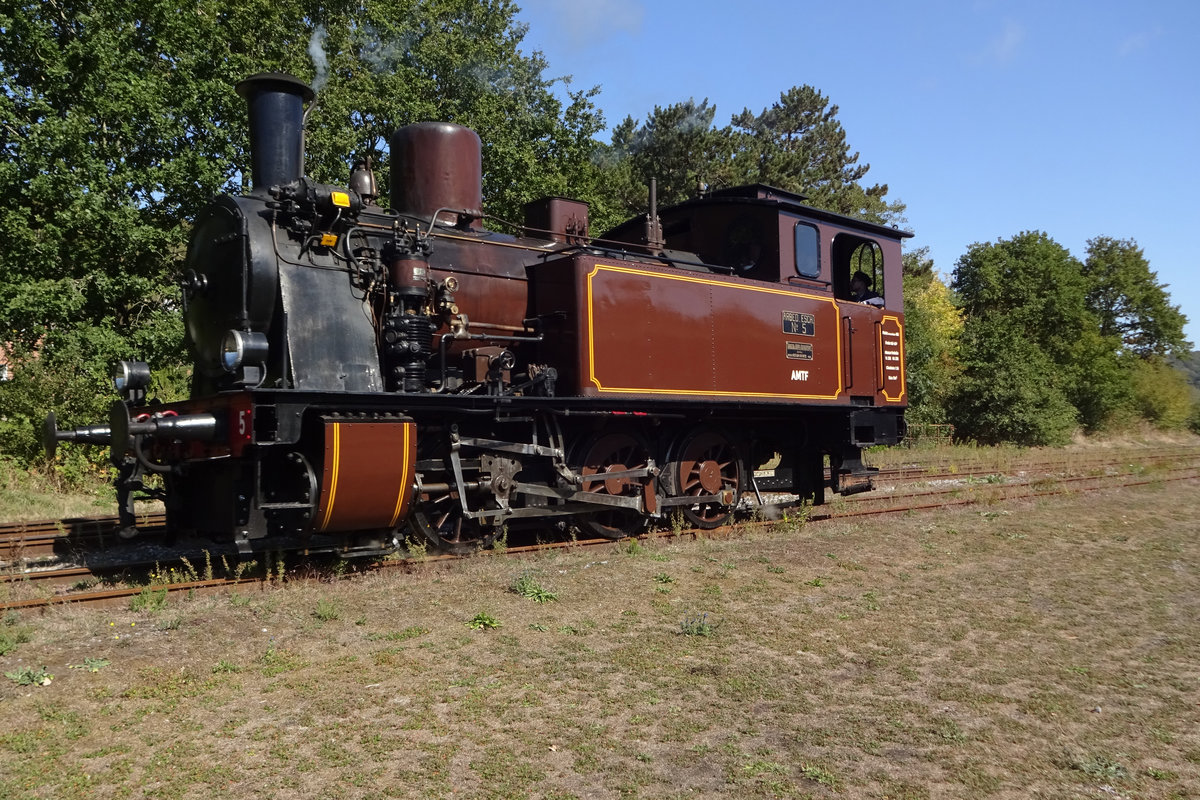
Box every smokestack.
[235,72,316,192]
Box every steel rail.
[3,466,1195,613]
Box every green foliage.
[1127,358,1196,429]
[466,611,502,630]
[313,598,341,622]
[0,616,34,656]
[5,666,53,686]
[0,0,606,468]
[902,251,962,425]
[949,316,1078,446]
[69,657,111,673]
[1172,350,1200,390]
[1084,236,1190,358]
[130,587,169,613]
[679,611,716,637]
[948,230,1195,439]
[798,763,839,788]
[950,232,1118,442]
[592,84,904,232]
[596,99,729,224]
[508,572,558,603]
[729,86,903,223]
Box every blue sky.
[513,0,1200,347]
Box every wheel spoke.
[665,429,743,529]
[574,431,651,539]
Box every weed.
[330,557,349,579]
[69,657,111,673]
[466,611,502,631]
[6,665,53,686]
[669,510,685,536]
[781,501,812,532]
[491,525,508,554]
[0,619,32,656]
[529,623,549,632]
[622,539,647,556]
[314,597,341,622]
[148,564,182,585]
[653,572,675,585]
[934,719,965,742]
[212,660,241,674]
[366,626,429,642]
[798,762,838,788]
[766,564,785,574]
[741,759,787,777]
[1057,749,1129,780]
[178,556,200,582]
[679,611,716,637]
[805,577,826,587]
[509,572,558,603]
[270,551,286,582]
[406,533,428,561]
[130,586,168,612]
[259,643,306,676]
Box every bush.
[1127,358,1195,430]
[948,319,1078,447]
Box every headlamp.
[112,361,152,393]
[221,330,270,372]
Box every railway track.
[5,447,1194,564]
[3,454,1197,612]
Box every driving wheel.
[574,430,652,539]
[663,428,743,529]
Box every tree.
[593,99,732,227]
[301,0,607,219]
[0,0,606,464]
[729,86,903,224]
[950,232,1126,440]
[948,316,1078,446]
[901,248,962,426]
[591,84,905,232]
[1082,236,1190,359]
[1127,358,1196,430]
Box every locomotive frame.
[47,72,910,555]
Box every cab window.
[794,222,820,278]
[832,234,884,302]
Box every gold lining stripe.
[319,423,341,531]
[388,423,411,528]
[585,263,844,398]
[879,315,907,402]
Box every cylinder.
[389,122,483,226]
[235,72,315,192]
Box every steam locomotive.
[47,72,910,554]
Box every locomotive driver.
[850,270,884,307]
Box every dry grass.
[2,475,1198,799]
